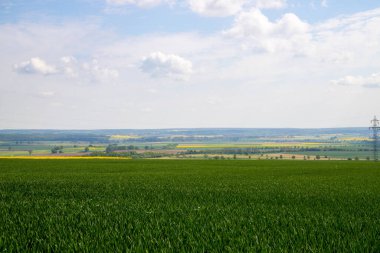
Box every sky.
[1,0,380,129]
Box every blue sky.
[2,0,380,33]
[1,0,380,129]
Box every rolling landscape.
[1,0,380,252]
[1,127,379,251]
[0,128,375,160]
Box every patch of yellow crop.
[109,135,140,140]
[340,137,370,141]
[0,156,131,160]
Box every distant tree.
[249,156,251,159]
[292,155,296,160]
[280,155,283,159]
[366,156,370,161]
[316,155,320,160]
[204,154,209,159]
[84,146,90,152]
[28,150,33,156]
[233,154,237,160]
[354,157,359,161]
[106,144,117,153]
[51,146,64,154]
[144,146,150,150]
[347,157,352,161]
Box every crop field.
[176,142,342,149]
[0,159,379,251]
[0,144,106,157]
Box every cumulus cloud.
[83,59,119,81]
[224,9,310,53]
[61,56,119,82]
[13,56,118,83]
[331,73,380,88]
[187,0,246,17]
[106,0,286,16]
[254,0,286,9]
[140,52,193,80]
[187,0,286,17]
[106,0,172,8]
[14,57,57,75]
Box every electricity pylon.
[370,116,380,161]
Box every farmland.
[0,128,375,160]
[0,159,379,251]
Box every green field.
[0,159,379,251]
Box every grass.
[0,159,379,251]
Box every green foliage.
[51,146,63,154]
[0,160,380,252]
[106,144,139,153]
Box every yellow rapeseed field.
[339,137,371,141]
[109,135,140,140]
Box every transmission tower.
[370,116,380,161]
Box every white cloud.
[59,56,119,82]
[331,73,380,88]
[106,0,286,17]
[321,0,328,7]
[224,9,310,53]
[2,7,380,128]
[140,52,193,80]
[187,0,246,17]
[14,57,57,75]
[106,0,172,8]
[312,8,380,64]
[187,0,286,17]
[60,56,78,77]
[82,59,120,82]
[13,55,119,83]
[254,0,286,9]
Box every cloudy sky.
[1,0,380,129]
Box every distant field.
[0,159,379,251]
[175,142,369,151]
[176,142,341,149]
[0,145,105,157]
[294,151,373,159]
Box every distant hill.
[0,128,370,142]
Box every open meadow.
[0,159,379,251]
